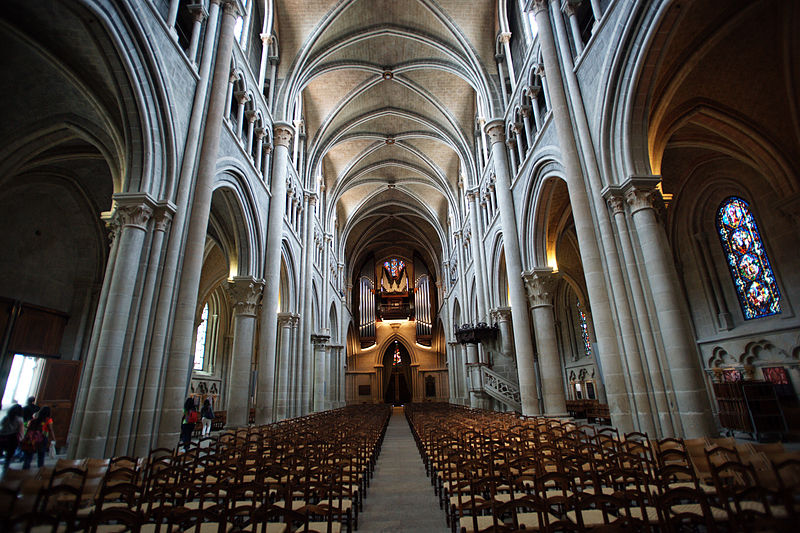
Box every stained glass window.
[576,299,592,357]
[716,197,781,320]
[193,304,209,370]
[392,341,402,366]
[383,259,405,281]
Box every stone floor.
[358,406,448,533]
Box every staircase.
[480,366,521,412]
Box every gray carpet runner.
[358,407,449,533]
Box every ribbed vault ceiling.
[275,0,498,278]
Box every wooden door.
[35,359,82,448]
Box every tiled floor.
[358,407,448,533]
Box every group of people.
[179,397,215,450]
[0,397,56,471]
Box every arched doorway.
[383,340,411,405]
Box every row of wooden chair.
[1,404,391,532]
[406,402,800,533]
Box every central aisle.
[359,406,448,533]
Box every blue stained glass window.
[716,197,781,320]
[576,299,592,357]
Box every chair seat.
[459,514,501,533]
[566,509,610,527]
[517,511,560,530]
[671,503,728,521]
[317,498,353,512]
[306,521,341,533]
[627,505,661,523]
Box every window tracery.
[716,197,781,320]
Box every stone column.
[524,269,567,416]
[605,190,666,435]
[158,0,240,448]
[225,277,263,428]
[506,138,518,177]
[530,0,633,430]
[520,107,534,149]
[530,87,543,130]
[115,204,173,456]
[76,197,153,458]
[253,128,266,170]
[224,72,236,122]
[622,176,714,437]
[257,33,271,89]
[513,123,526,162]
[234,91,249,139]
[166,0,180,39]
[255,122,294,424]
[312,335,330,412]
[245,110,257,154]
[465,343,485,407]
[563,1,585,55]
[466,190,489,321]
[130,0,221,455]
[485,120,540,416]
[186,3,208,66]
[499,32,516,88]
[298,194,317,416]
[491,306,513,357]
[496,54,509,109]
[275,313,298,420]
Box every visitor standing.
[0,404,24,470]
[22,397,39,423]
[200,399,214,437]
[180,397,198,451]
[21,406,55,470]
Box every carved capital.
[234,91,250,104]
[533,62,545,78]
[187,3,208,22]
[602,186,625,215]
[512,122,524,134]
[260,32,273,45]
[523,268,560,307]
[221,0,239,17]
[530,0,549,15]
[254,127,266,140]
[621,176,662,215]
[153,203,175,232]
[484,119,506,145]
[245,110,258,123]
[227,276,264,317]
[465,188,479,201]
[116,203,153,230]
[273,122,295,148]
[520,105,532,118]
[498,32,512,44]
[311,334,330,347]
[490,306,512,323]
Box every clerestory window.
[716,197,781,320]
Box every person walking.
[0,404,24,470]
[22,397,39,423]
[179,397,198,451]
[200,399,214,437]
[21,406,55,470]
